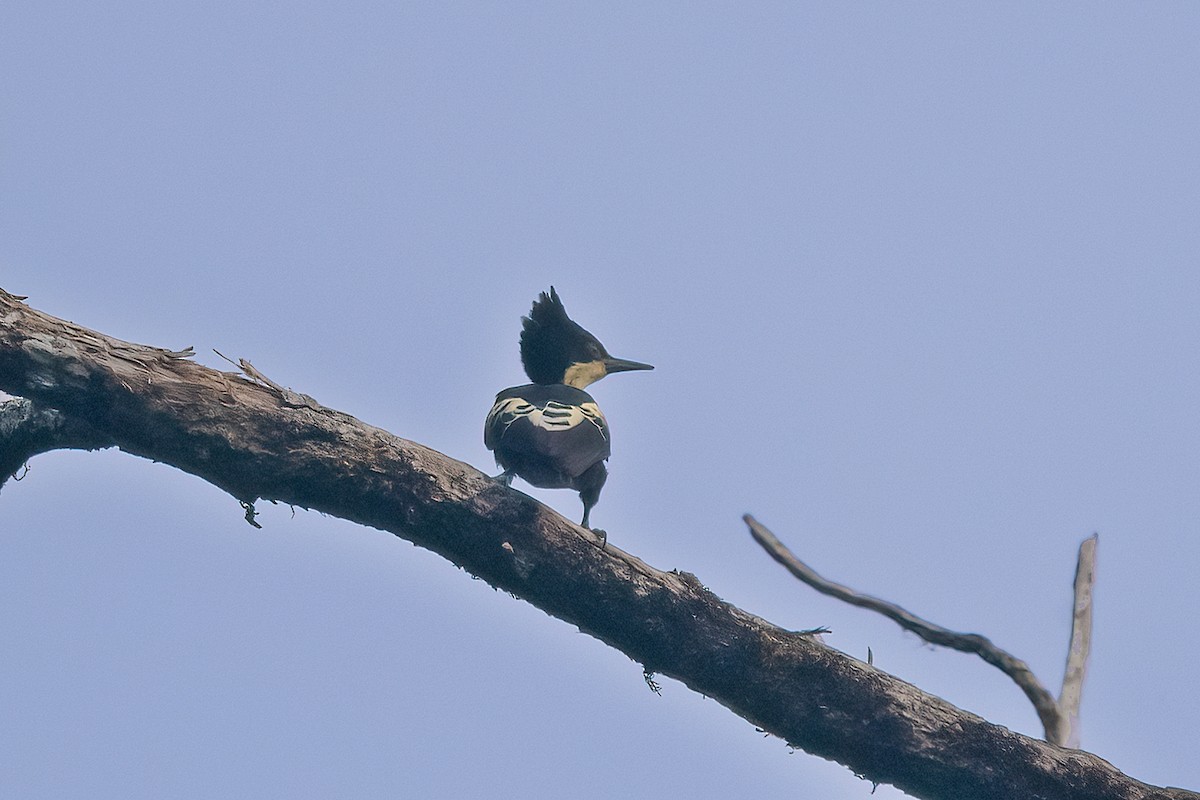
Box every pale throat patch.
[562,359,607,388]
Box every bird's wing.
[485,395,610,479]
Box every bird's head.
[519,287,654,388]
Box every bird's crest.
[520,287,605,384]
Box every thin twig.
[1058,533,1097,748]
[745,514,1065,743]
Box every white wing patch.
[488,397,607,439]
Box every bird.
[485,287,653,538]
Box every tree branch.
[745,514,1076,743]
[0,287,1192,800]
[1059,534,1097,748]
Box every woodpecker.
[485,287,653,535]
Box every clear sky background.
[2,3,1198,798]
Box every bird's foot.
[589,528,607,549]
[492,471,515,487]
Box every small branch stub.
[1058,533,1098,748]
[240,499,262,529]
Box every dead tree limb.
[1060,534,1097,748]
[0,287,1192,800]
[746,515,1097,747]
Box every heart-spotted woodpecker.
[485,287,653,537]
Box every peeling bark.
[0,288,1193,800]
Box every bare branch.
[1059,534,1098,748]
[745,514,1065,743]
[0,287,1192,800]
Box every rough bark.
[0,288,1192,800]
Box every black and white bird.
[485,287,653,534]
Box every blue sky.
[2,3,1198,797]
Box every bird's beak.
[603,356,655,374]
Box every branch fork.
[746,514,1097,746]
